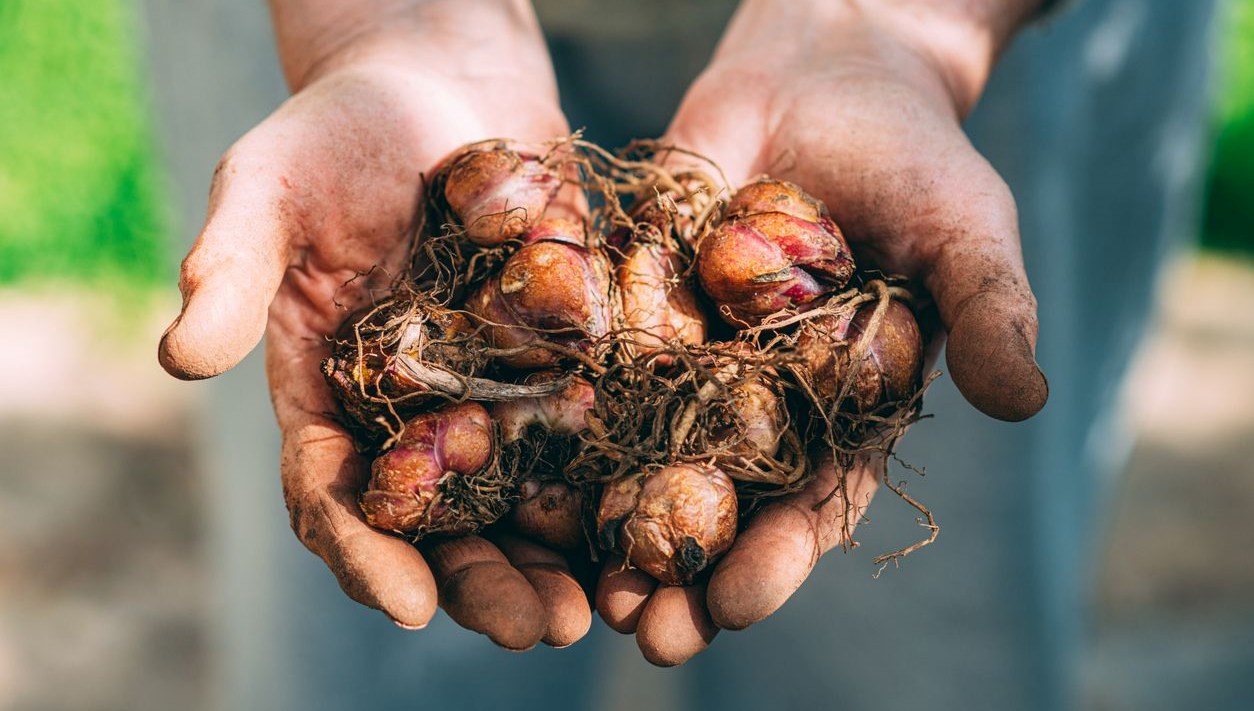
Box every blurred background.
[0,1,1251,709]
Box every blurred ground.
[0,290,206,711]
[0,253,1251,710]
[1086,254,1254,710]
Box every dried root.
[321,135,944,574]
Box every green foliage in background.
[0,0,169,287]
[1204,0,1254,255]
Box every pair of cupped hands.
[158,0,1048,664]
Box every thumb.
[923,167,1048,422]
[159,141,293,380]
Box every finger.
[707,454,878,631]
[595,554,658,634]
[493,533,592,648]
[280,420,439,630]
[922,173,1048,423]
[635,584,719,667]
[422,536,548,651]
[159,128,294,380]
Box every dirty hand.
[157,0,591,650]
[598,0,1050,665]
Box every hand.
[158,0,591,650]
[596,0,1049,664]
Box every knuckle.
[176,250,209,295]
[210,143,247,196]
[209,131,280,202]
[212,148,237,185]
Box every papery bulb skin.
[710,373,794,484]
[796,298,923,413]
[360,401,497,536]
[698,178,854,327]
[511,478,586,550]
[596,464,738,586]
[442,145,561,247]
[618,238,706,356]
[467,219,612,369]
[493,373,595,443]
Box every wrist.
[268,0,548,92]
[858,0,1043,113]
[729,0,1041,115]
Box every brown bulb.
[710,373,795,484]
[510,478,586,550]
[796,297,923,413]
[596,464,738,585]
[442,144,560,246]
[698,178,854,327]
[617,238,707,356]
[360,401,496,536]
[466,219,612,369]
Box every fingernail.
[392,619,428,631]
